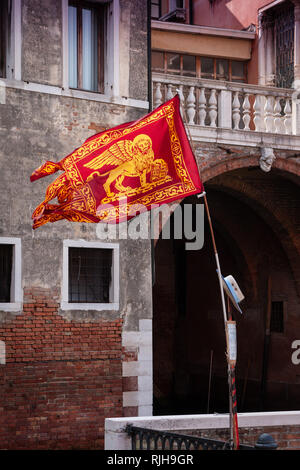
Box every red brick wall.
[0,287,123,449]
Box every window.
[0,244,12,302]
[62,240,119,310]
[68,1,106,93]
[151,0,161,20]
[0,0,8,78]
[69,247,112,303]
[152,50,247,83]
[270,301,284,333]
[0,237,22,311]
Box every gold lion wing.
[83,139,134,171]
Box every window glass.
[68,2,104,93]
[182,55,196,76]
[152,51,164,72]
[166,52,180,74]
[82,8,98,91]
[68,5,78,88]
[201,57,214,77]
[216,59,229,80]
[270,301,284,333]
[0,0,8,79]
[68,247,112,303]
[0,244,12,302]
[151,0,161,19]
[231,60,245,78]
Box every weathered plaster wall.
[0,0,151,449]
[22,0,63,86]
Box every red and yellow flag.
[30,95,203,229]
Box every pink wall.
[191,0,278,84]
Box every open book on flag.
[30,94,203,229]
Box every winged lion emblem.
[85,134,156,198]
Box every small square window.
[62,240,119,311]
[0,237,22,311]
[270,301,284,333]
[68,247,112,303]
[0,244,13,302]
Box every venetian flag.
[30,95,203,229]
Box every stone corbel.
[259,147,276,172]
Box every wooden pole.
[260,276,272,410]
[207,349,214,414]
[227,297,240,450]
[177,93,237,449]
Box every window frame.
[61,239,119,311]
[0,0,21,81]
[151,0,161,20]
[0,237,22,312]
[152,50,248,83]
[68,0,106,93]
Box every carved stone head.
[260,147,276,172]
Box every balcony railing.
[152,73,295,136]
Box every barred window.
[62,240,119,311]
[0,244,13,302]
[270,301,284,333]
[68,247,112,303]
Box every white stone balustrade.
[152,73,295,136]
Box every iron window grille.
[270,301,284,333]
[274,3,295,89]
[68,247,112,303]
[0,244,13,302]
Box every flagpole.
[177,92,237,450]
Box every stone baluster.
[264,96,275,132]
[154,82,162,108]
[166,83,173,101]
[232,91,240,130]
[208,89,217,127]
[198,87,207,126]
[242,93,251,130]
[177,85,185,117]
[284,98,292,134]
[274,96,282,134]
[187,86,196,124]
[253,94,263,131]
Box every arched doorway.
[153,166,300,415]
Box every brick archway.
[200,156,300,184]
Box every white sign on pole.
[226,321,237,365]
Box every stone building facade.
[0,0,152,449]
[0,0,300,451]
